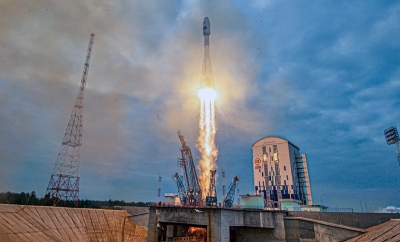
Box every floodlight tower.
[384,126,400,167]
[45,34,95,207]
[157,176,162,201]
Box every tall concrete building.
[252,136,312,209]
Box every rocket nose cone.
[203,17,210,35]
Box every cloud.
[0,0,399,210]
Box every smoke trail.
[197,87,218,199]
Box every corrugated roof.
[0,204,147,242]
[346,219,400,242]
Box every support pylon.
[45,33,95,207]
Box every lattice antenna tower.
[45,33,95,207]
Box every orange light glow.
[197,87,218,198]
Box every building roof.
[252,135,300,150]
[346,219,400,242]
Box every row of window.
[260,171,290,181]
[258,165,287,173]
[255,185,295,191]
[258,177,291,187]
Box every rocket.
[203,17,210,44]
[201,17,214,88]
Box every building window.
[286,175,289,180]
[284,166,286,171]
[284,180,286,185]
[262,146,266,154]
[269,147,271,152]
[262,172,264,177]
[262,181,265,186]
[273,145,277,153]
[259,181,261,186]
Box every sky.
[0,0,399,212]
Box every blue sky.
[0,0,399,211]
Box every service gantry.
[177,131,202,203]
[206,169,217,206]
[223,176,239,208]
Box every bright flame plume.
[197,87,218,198]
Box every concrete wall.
[122,206,150,230]
[284,218,363,242]
[287,211,400,229]
[233,227,281,242]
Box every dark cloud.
[0,0,399,210]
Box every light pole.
[320,193,327,205]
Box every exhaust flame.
[197,87,218,198]
[187,227,206,241]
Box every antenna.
[45,33,95,207]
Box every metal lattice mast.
[177,131,202,202]
[205,169,217,206]
[222,171,226,201]
[172,172,187,203]
[45,33,95,207]
[223,176,239,208]
[208,170,216,197]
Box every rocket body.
[201,17,214,88]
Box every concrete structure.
[147,205,400,242]
[346,219,400,241]
[164,194,180,204]
[252,136,312,209]
[284,211,400,241]
[122,206,150,231]
[147,206,286,242]
[300,204,329,212]
[0,204,147,241]
[239,195,263,209]
[284,217,365,242]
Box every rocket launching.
[200,17,214,88]
[197,17,218,198]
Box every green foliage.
[0,191,149,208]
[0,191,41,205]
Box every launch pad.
[147,205,286,242]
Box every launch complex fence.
[151,202,354,212]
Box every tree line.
[0,191,148,208]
